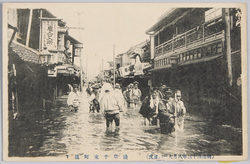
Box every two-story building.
[8,8,83,119]
[116,40,151,97]
[146,8,242,126]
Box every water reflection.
[9,91,242,157]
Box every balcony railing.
[155,17,224,57]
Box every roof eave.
[145,8,176,35]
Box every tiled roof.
[10,41,40,64]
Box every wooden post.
[185,33,187,47]
[26,9,33,47]
[223,8,233,86]
[39,10,43,52]
[72,44,75,64]
[202,25,205,42]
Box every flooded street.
[9,91,242,159]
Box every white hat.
[176,90,181,96]
[102,83,113,92]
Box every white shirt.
[67,91,79,107]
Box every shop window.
[183,53,186,61]
[197,49,202,58]
[186,52,190,60]
[206,45,212,56]
[190,51,194,60]
[179,54,183,62]
[172,59,177,64]
[194,50,197,59]
[217,42,223,53]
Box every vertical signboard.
[42,20,58,50]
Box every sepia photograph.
[2,2,247,161]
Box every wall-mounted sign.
[42,20,58,50]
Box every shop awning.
[178,54,223,66]
[10,41,39,64]
[65,34,82,45]
[148,64,172,72]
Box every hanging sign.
[42,20,58,50]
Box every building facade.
[146,8,242,126]
[8,8,83,120]
[115,40,151,97]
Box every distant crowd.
[67,81,186,134]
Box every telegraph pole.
[223,8,233,86]
[113,44,116,87]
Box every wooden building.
[8,8,83,120]
[146,8,242,126]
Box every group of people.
[139,86,186,134]
[67,81,186,134]
[123,81,142,109]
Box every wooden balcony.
[155,18,224,58]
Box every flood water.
[9,91,242,159]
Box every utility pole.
[113,44,116,87]
[77,11,84,91]
[223,8,233,86]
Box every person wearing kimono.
[139,89,159,125]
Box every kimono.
[139,95,159,125]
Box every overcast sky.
[44,3,171,79]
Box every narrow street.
[9,89,242,158]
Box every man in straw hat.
[130,81,141,109]
[100,83,123,129]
